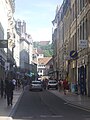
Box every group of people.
[0,77,28,106]
[58,79,69,95]
[0,78,16,106]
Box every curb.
[49,90,90,112]
[9,90,24,117]
[63,97,90,112]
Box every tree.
[33,41,53,57]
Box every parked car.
[29,80,43,91]
[47,80,58,90]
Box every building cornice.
[9,0,15,13]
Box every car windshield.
[49,80,57,83]
[32,81,41,84]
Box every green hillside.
[33,41,53,57]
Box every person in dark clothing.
[42,80,47,90]
[5,80,14,106]
[0,79,4,98]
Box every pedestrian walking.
[42,79,47,90]
[22,79,26,90]
[4,78,8,99]
[5,79,14,106]
[58,80,61,91]
[0,78,4,98]
[22,77,28,90]
[12,78,16,90]
[17,79,21,89]
[63,79,68,95]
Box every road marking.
[22,116,33,119]
[40,115,63,118]
[0,117,13,120]
[51,115,63,118]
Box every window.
[39,70,42,73]
[77,0,80,15]
[77,27,80,50]
[86,17,88,40]
[80,0,83,11]
[80,21,83,40]
[72,4,74,21]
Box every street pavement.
[0,88,90,120]
[0,88,23,120]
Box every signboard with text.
[0,40,8,48]
[79,40,87,49]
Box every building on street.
[52,0,90,96]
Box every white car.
[47,80,58,90]
[29,81,43,91]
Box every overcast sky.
[14,0,63,41]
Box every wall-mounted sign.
[0,40,8,48]
[70,50,78,59]
[79,40,87,49]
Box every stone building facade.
[0,0,15,80]
[52,0,90,96]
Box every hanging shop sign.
[78,40,87,49]
[70,50,78,59]
[0,40,8,48]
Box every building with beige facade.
[52,0,90,96]
[5,0,16,79]
[0,0,15,79]
[0,0,8,80]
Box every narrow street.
[11,88,90,120]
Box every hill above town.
[33,41,53,57]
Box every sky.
[14,0,63,42]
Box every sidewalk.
[0,88,23,120]
[50,90,90,112]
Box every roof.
[37,48,43,54]
[32,48,38,55]
[46,57,53,65]
[38,57,52,65]
[38,41,50,46]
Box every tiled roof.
[39,41,50,46]
[38,57,52,65]
[37,48,43,54]
[32,48,38,54]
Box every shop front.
[70,60,77,92]
[77,55,88,95]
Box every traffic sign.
[70,50,78,59]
